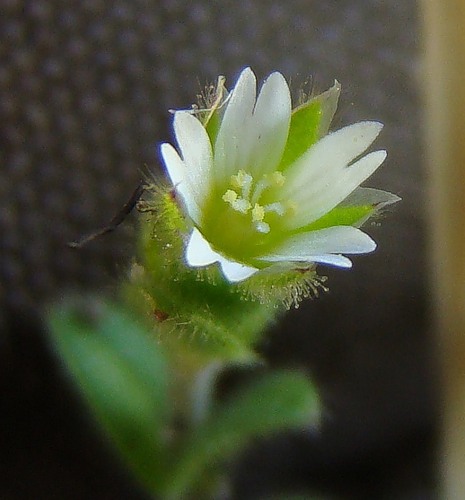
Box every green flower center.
[200,169,295,265]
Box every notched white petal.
[160,142,186,186]
[333,121,384,164]
[173,111,213,175]
[285,147,387,229]
[303,254,353,268]
[186,228,222,267]
[214,67,257,181]
[160,143,201,223]
[260,251,353,268]
[248,71,292,176]
[259,226,376,266]
[171,111,213,220]
[305,120,384,172]
[284,120,384,190]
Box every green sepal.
[205,110,221,145]
[279,100,322,171]
[313,80,341,137]
[202,75,228,146]
[161,371,320,498]
[236,266,328,310]
[47,298,169,492]
[301,204,374,233]
[279,81,341,171]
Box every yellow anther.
[231,170,247,189]
[222,189,238,204]
[286,201,297,216]
[223,169,292,234]
[271,171,285,187]
[252,203,265,222]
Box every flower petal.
[214,67,257,183]
[285,120,383,181]
[217,256,259,282]
[316,150,387,215]
[161,142,185,186]
[288,150,387,229]
[300,254,353,268]
[258,226,376,266]
[283,121,387,228]
[248,71,292,177]
[160,143,201,223]
[186,228,222,267]
[173,111,213,202]
[283,120,381,181]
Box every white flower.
[160,68,400,283]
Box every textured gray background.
[1,1,435,498]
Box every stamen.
[241,173,253,200]
[232,198,251,214]
[231,170,248,189]
[255,221,270,234]
[270,171,285,187]
[223,170,292,235]
[251,203,265,222]
[222,189,238,204]
[251,179,271,204]
[286,201,297,216]
[251,171,286,204]
[264,202,285,216]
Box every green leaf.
[47,298,169,492]
[163,371,319,498]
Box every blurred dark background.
[1,1,436,498]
